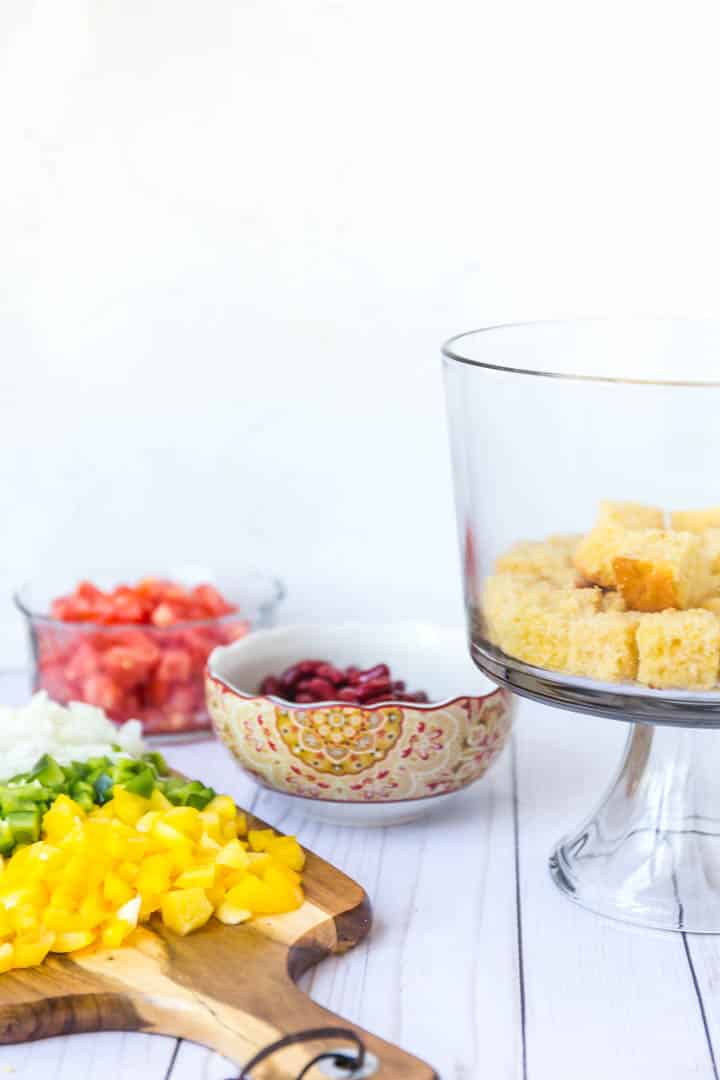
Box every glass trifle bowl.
[443,319,720,932]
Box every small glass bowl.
[15,567,285,740]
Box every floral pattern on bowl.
[206,671,513,804]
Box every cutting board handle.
[235,1025,365,1078]
[143,974,436,1079]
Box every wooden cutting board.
[0,811,436,1079]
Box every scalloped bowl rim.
[207,621,505,712]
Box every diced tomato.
[164,685,201,724]
[37,663,74,703]
[65,641,101,681]
[150,602,181,628]
[176,628,216,662]
[146,674,172,707]
[101,645,155,688]
[191,584,234,617]
[81,673,122,712]
[41,576,240,734]
[156,648,193,683]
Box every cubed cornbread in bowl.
[567,612,640,682]
[611,530,707,612]
[483,574,601,669]
[703,529,720,573]
[495,535,581,582]
[636,610,720,689]
[576,526,707,610]
[598,500,665,530]
[670,507,720,532]
[572,502,666,589]
[484,499,720,690]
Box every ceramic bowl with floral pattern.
[206,623,514,826]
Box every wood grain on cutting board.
[0,823,436,1079]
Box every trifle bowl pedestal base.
[474,644,720,933]
[550,721,720,933]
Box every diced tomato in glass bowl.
[14,570,284,738]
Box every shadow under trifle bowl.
[443,318,720,932]
[206,622,514,826]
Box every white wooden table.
[0,668,718,1079]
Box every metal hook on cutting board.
[234,1025,379,1079]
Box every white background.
[3,0,720,661]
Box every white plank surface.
[516,706,716,1080]
[0,669,718,1079]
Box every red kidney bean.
[259,675,283,696]
[315,663,345,685]
[260,658,429,705]
[356,664,390,684]
[357,677,392,701]
[300,677,337,701]
[280,659,326,688]
[336,686,362,702]
[279,663,305,689]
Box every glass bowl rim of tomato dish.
[14,567,286,632]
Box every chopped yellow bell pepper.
[160,888,213,936]
[0,782,305,974]
[216,839,250,871]
[248,829,276,852]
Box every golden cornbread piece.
[671,508,720,533]
[567,613,639,682]
[482,574,554,643]
[573,526,626,588]
[546,566,582,587]
[598,501,665,530]
[636,610,720,689]
[703,529,720,574]
[701,596,720,617]
[600,590,627,612]
[495,535,579,580]
[612,530,706,611]
[574,503,665,587]
[482,573,600,669]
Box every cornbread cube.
[701,597,720,617]
[567,613,639,682]
[552,585,602,616]
[576,527,708,605]
[671,508,720,533]
[600,590,627,612]
[500,608,572,670]
[636,609,720,689]
[574,527,627,588]
[482,574,555,645]
[598,501,665,530]
[482,573,600,670]
[495,535,579,579]
[703,529,720,574]
[545,566,582,587]
[548,534,583,559]
[612,530,706,611]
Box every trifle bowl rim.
[442,317,720,387]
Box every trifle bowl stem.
[550,721,720,932]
